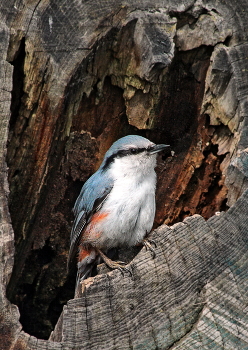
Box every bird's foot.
[96,249,132,276]
[142,238,157,258]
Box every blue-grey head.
[100,135,170,174]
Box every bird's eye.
[130,148,137,154]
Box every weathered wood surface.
[0,0,248,349]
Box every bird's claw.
[96,249,132,276]
[114,260,126,266]
[105,260,132,277]
[143,238,157,259]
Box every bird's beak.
[147,144,170,154]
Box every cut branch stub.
[50,190,248,348]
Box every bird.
[67,135,170,296]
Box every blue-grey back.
[73,169,114,216]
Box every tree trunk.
[1,0,248,348]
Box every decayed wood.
[0,0,248,349]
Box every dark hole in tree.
[6,30,229,340]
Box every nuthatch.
[67,135,170,294]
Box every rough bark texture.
[0,0,248,349]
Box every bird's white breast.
[97,157,157,248]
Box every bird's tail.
[74,248,98,298]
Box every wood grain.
[0,0,248,348]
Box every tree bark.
[1,0,248,348]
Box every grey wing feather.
[67,170,113,271]
[67,210,87,270]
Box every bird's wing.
[67,172,113,271]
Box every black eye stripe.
[102,147,147,171]
[146,145,153,152]
[117,148,146,157]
